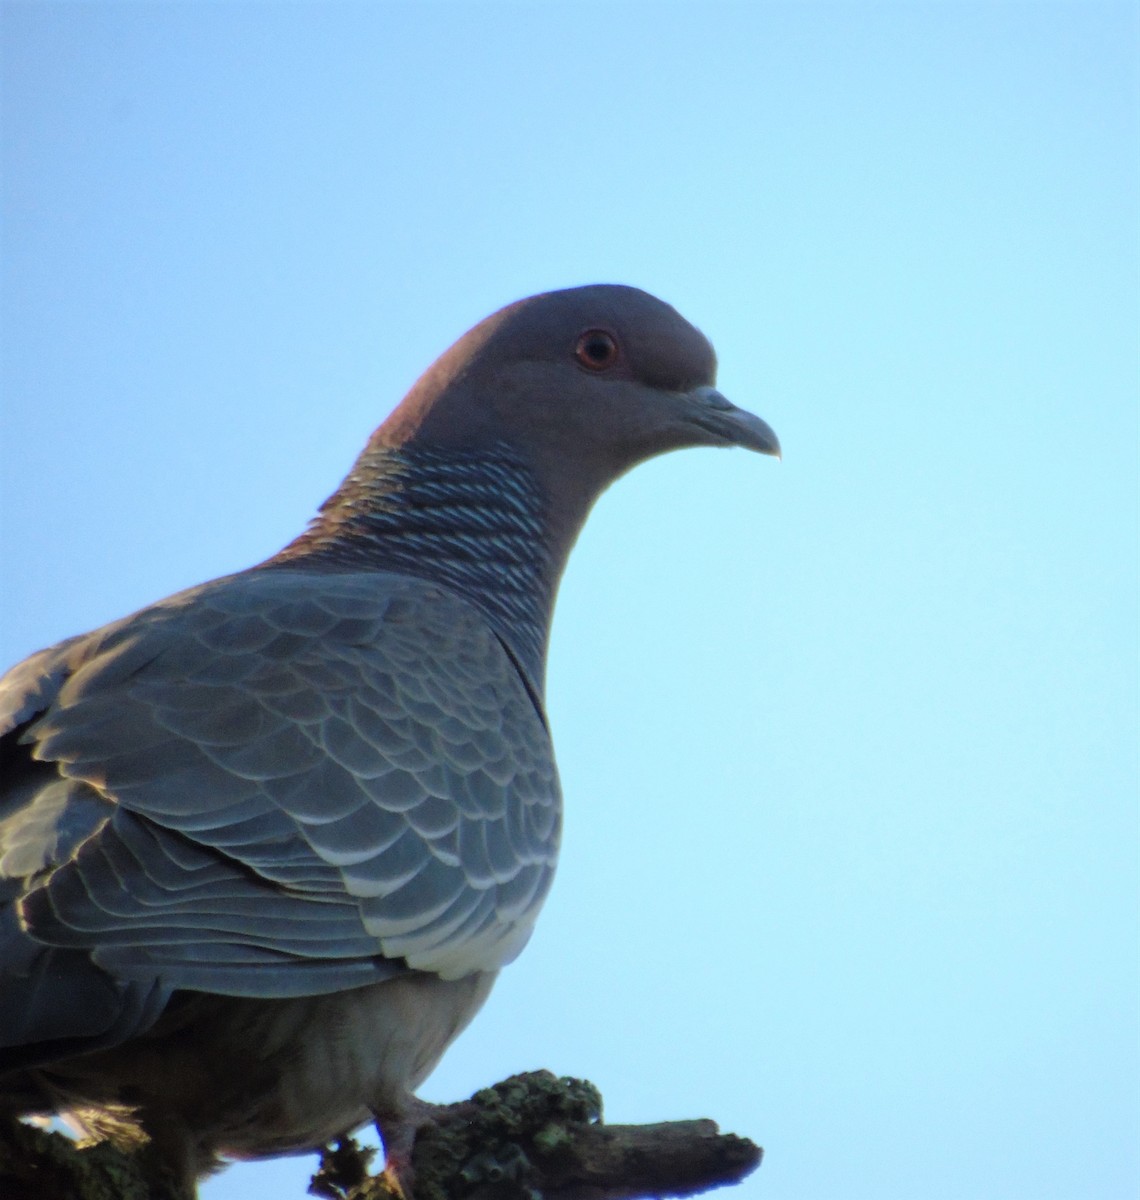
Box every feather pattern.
[0,570,559,1055]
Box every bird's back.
[0,568,560,1082]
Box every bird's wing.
[1,570,560,1009]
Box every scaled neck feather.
[270,443,557,696]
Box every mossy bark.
[2,1072,761,1200]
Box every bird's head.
[371,284,780,526]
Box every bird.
[0,284,779,1193]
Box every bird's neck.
[269,443,564,695]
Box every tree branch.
[0,1071,762,1200]
[311,1073,761,1200]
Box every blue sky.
[2,4,1137,1199]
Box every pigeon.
[0,284,779,1190]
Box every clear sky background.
[2,4,1137,1199]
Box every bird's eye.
[574,329,619,371]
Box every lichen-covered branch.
[0,1113,183,1200]
[311,1073,761,1200]
[0,1072,762,1200]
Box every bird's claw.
[372,1097,452,1200]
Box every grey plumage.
[0,284,779,1185]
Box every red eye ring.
[574,329,619,371]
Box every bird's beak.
[686,386,782,459]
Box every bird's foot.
[372,1096,475,1199]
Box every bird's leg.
[371,1095,453,1199]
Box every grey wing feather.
[0,569,560,1063]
